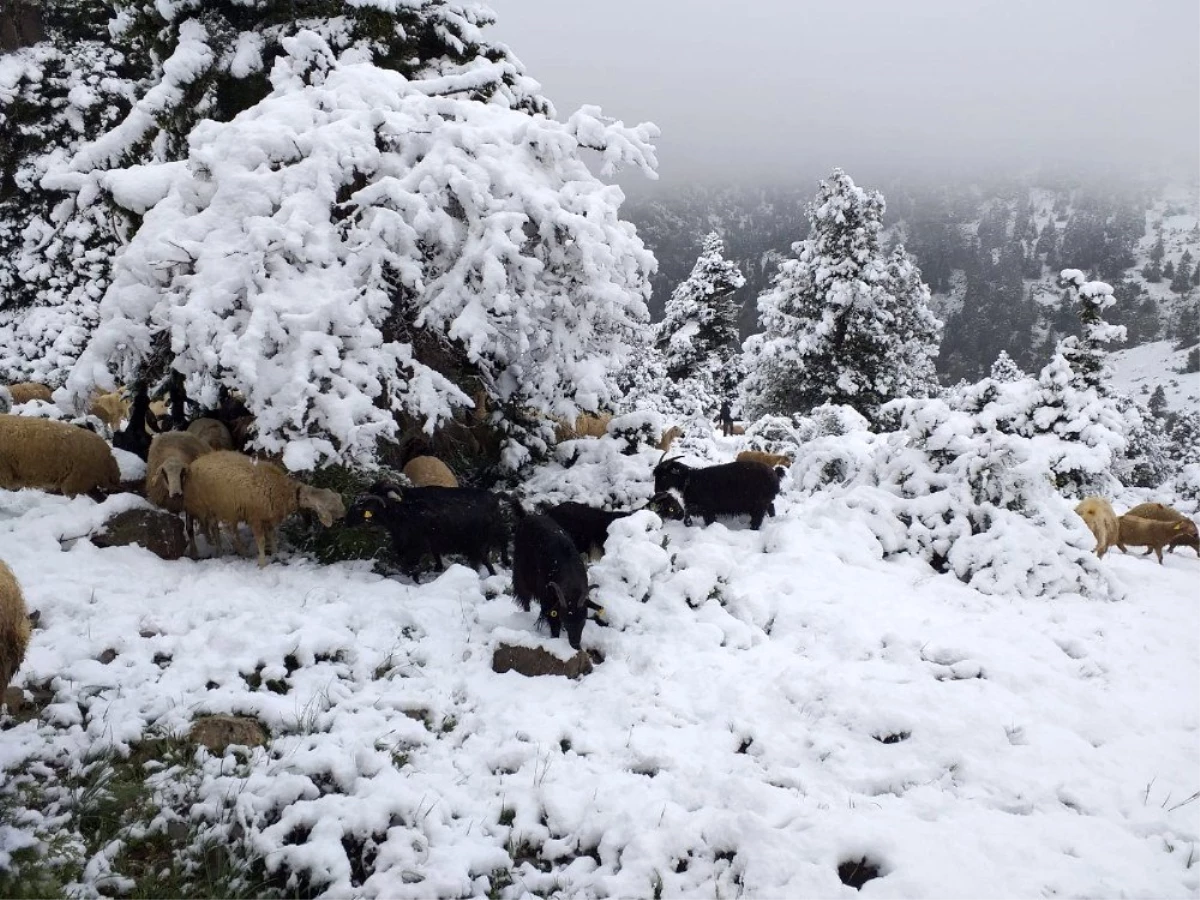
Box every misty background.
[491,0,1199,186]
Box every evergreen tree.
[742,169,942,423]
[1163,260,1176,280]
[1176,302,1199,349]
[44,3,659,469]
[1057,270,1124,392]
[1147,385,1169,419]
[1171,252,1193,294]
[656,232,747,398]
[1141,261,1162,282]
[1149,234,1165,263]
[989,350,1025,383]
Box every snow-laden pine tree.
[989,350,1026,383]
[741,169,942,424]
[656,232,745,399]
[0,2,567,376]
[43,3,658,469]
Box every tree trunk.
[1,0,44,51]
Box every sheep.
[87,390,129,432]
[657,425,683,452]
[181,451,345,566]
[145,431,212,513]
[186,417,234,452]
[736,449,792,469]
[653,456,782,530]
[1074,496,1119,558]
[0,414,120,497]
[6,382,53,405]
[511,509,595,650]
[402,455,458,488]
[344,482,510,579]
[113,383,156,460]
[543,493,688,560]
[1116,515,1196,565]
[0,559,30,695]
[731,424,746,435]
[554,413,612,442]
[1123,502,1200,556]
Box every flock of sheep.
[1074,496,1199,563]
[0,379,795,696]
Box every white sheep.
[185,417,234,452]
[1075,496,1119,558]
[6,382,53,405]
[182,451,345,566]
[402,455,458,488]
[0,559,30,695]
[145,431,213,513]
[0,414,120,496]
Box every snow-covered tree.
[741,169,942,423]
[60,32,658,470]
[1,0,555,385]
[1057,269,1124,392]
[656,232,745,398]
[989,350,1025,383]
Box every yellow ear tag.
[597,607,605,616]
[549,610,558,618]
[363,510,373,519]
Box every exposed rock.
[91,508,187,561]
[189,715,268,754]
[492,643,593,679]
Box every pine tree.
[1171,251,1194,294]
[742,169,942,423]
[989,350,1025,383]
[1149,234,1165,263]
[1147,385,1168,419]
[48,4,659,469]
[1057,270,1124,392]
[656,232,746,397]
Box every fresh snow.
[2,435,1198,898]
[1109,339,1200,415]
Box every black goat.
[543,493,686,558]
[112,383,154,460]
[345,483,510,579]
[652,457,781,530]
[511,511,595,650]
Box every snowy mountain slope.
[1109,339,1199,414]
[1,441,1197,898]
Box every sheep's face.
[346,494,388,528]
[301,486,346,527]
[159,459,189,497]
[646,491,686,521]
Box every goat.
[652,456,781,530]
[511,510,595,650]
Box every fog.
[489,0,1199,186]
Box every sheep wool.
[402,456,458,488]
[0,559,30,693]
[1074,496,1119,558]
[146,431,213,512]
[182,451,345,567]
[6,382,53,405]
[185,418,234,452]
[0,415,120,496]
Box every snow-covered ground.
[1110,339,1200,414]
[2,436,1198,898]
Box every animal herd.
[0,380,791,673]
[1,376,1196,699]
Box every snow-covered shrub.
[607,410,667,457]
[520,440,661,513]
[832,397,1120,601]
[1175,464,1200,504]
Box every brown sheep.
[1123,502,1200,556]
[7,382,53,404]
[657,425,683,452]
[0,415,120,496]
[731,424,746,435]
[145,431,212,513]
[402,456,458,488]
[1074,496,1119,558]
[736,449,792,469]
[182,451,345,567]
[1116,515,1195,565]
[0,559,30,696]
[554,413,613,442]
[186,417,234,452]
[87,390,129,431]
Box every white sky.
[488,0,1200,184]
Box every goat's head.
[345,494,388,528]
[548,582,589,650]
[652,456,690,494]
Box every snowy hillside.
[1110,339,1200,414]
[2,436,1198,898]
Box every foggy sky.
[489,0,1199,185]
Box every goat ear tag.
[363,510,373,519]
[549,610,558,618]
